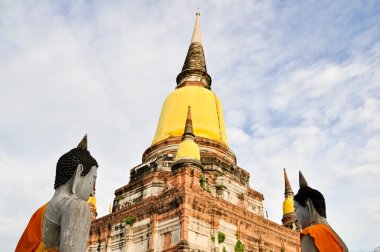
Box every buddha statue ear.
[72,164,84,195]
[305,198,313,212]
[305,198,317,221]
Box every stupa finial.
[176,12,212,88]
[191,12,202,43]
[183,106,195,140]
[283,168,293,196]
[175,106,201,161]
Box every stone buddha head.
[294,171,326,229]
[54,135,98,200]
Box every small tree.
[218,231,226,244]
[199,176,206,188]
[235,239,244,252]
[123,216,136,226]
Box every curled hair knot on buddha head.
[294,171,327,218]
[54,135,98,189]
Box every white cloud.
[227,127,250,146]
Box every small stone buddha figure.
[294,171,348,252]
[16,135,98,252]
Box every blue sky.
[1,1,379,251]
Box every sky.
[0,0,379,251]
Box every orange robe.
[300,224,343,252]
[16,204,57,252]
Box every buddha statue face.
[294,200,312,229]
[74,165,98,201]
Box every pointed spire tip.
[191,11,202,44]
[77,134,88,150]
[187,106,192,119]
[176,11,212,87]
[283,168,293,194]
[183,106,194,139]
[299,170,308,188]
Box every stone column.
[125,224,133,252]
[148,213,157,252]
[178,196,189,252]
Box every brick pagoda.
[87,12,300,252]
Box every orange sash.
[15,204,58,252]
[301,224,343,252]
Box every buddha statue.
[16,135,98,252]
[294,171,348,252]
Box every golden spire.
[284,168,294,197]
[175,106,200,161]
[176,12,212,88]
[182,106,195,140]
[282,168,296,229]
[191,12,202,43]
[150,11,229,147]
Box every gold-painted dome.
[283,197,294,214]
[175,139,201,161]
[152,86,228,146]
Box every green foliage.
[211,235,215,243]
[123,216,136,226]
[223,247,227,252]
[235,239,244,252]
[215,184,226,190]
[281,248,285,252]
[199,175,205,188]
[218,231,226,244]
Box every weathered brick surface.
[88,138,300,251]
